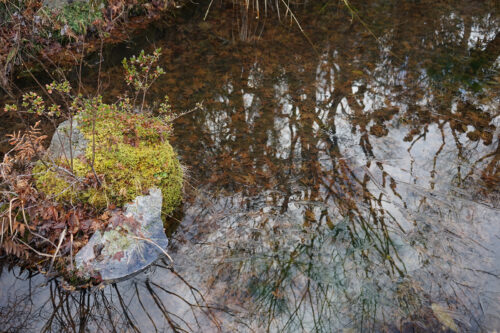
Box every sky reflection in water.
[1,0,499,331]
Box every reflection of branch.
[100,289,121,332]
[134,283,159,332]
[407,125,428,153]
[145,280,189,333]
[167,266,224,329]
[3,262,236,332]
[113,284,141,333]
[430,123,446,190]
[463,150,496,182]
[280,279,309,331]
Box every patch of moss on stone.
[33,158,87,203]
[33,101,183,218]
[102,228,136,256]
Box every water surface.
[1,1,499,331]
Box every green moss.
[33,158,87,202]
[33,102,183,217]
[102,228,135,256]
[57,1,102,36]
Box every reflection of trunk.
[461,15,472,51]
[480,32,500,66]
[239,5,249,41]
[0,264,225,332]
[482,139,500,185]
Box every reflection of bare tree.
[1,0,498,331]
[0,259,226,332]
[154,2,499,330]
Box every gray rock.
[75,188,169,281]
[47,119,88,160]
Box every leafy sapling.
[122,48,166,113]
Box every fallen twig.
[17,238,59,258]
[131,235,174,265]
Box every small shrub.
[122,48,165,112]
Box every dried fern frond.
[1,239,28,259]
[5,121,47,165]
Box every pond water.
[1,0,499,331]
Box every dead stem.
[279,0,318,55]
[131,235,174,264]
[48,228,67,274]
[21,202,58,248]
[8,197,17,234]
[70,233,74,271]
[17,238,59,258]
[170,101,204,121]
[0,219,4,245]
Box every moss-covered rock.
[33,101,183,218]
